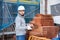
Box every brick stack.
[30,14,54,27]
[29,26,59,39]
[29,14,59,39]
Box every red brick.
[31,14,54,27]
[29,26,59,39]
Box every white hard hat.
[18,6,25,10]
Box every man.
[15,5,33,40]
[15,5,27,40]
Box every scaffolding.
[0,0,40,30]
[0,0,40,40]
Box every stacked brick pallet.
[29,26,59,39]
[29,14,59,39]
[30,14,54,27]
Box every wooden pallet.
[28,35,51,40]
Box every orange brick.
[31,14,54,27]
[29,26,59,39]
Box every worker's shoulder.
[15,16,22,21]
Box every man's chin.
[21,15,24,16]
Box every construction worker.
[15,5,27,40]
[15,5,33,40]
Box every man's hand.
[29,23,34,27]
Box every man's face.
[18,10,25,16]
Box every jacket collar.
[18,14,24,18]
